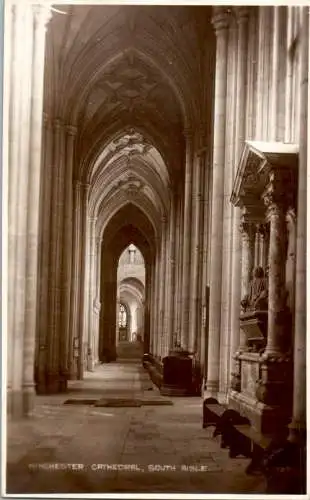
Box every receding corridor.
[6,359,265,494]
[5,3,308,495]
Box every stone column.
[158,216,167,357]
[7,5,21,402]
[258,225,264,267]
[36,114,53,393]
[240,218,255,350]
[47,118,65,392]
[254,224,261,267]
[167,195,176,351]
[181,130,194,349]
[92,236,102,365]
[115,294,120,348]
[23,5,52,400]
[288,6,308,444]
[263,174,288,356]
[150,260,157,353]
[173,191,182,339]
[68,181,82,379]
[206,8,229,395]
[153,238,161,356]
[9,5,34,414]
[189,151,203,353]
[284,7,294,142]
[229,7,249,386]
[87,217,97,370]
[269,7,280,139]
[79,183,90,378]
[63,125,77,380]
[219,18,237,397]
[200,155,211,375]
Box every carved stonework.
[212,7,232,33]
[255,354,293,406]
[231,372,241,392]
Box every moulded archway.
[99,204,155,362]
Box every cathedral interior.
[5,3,309,496]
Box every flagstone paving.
[6,362,266,494]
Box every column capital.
[234,6,250,23]
[66,125,78,137]
[239,220,254,237]
[183,127,193,140]
[80,182,90,192]
[32,5,53,30]
[257,222,268,236]
[161,215,168,225]
[262,169,291,220]
[212,7,232,34]
[53,118,64,131]
[286,206,297,224]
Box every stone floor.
[6,362,266,494]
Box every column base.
[36,371,68,394]
[205,380,219,398]
[7,388,36,419]
[216,390,229,405]
[87,355,94,371]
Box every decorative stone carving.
[230,140,298,433]
[255,354,293,406]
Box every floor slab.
[6,362,266,494]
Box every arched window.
[119,303,127,328]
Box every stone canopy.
[231,140,299,211]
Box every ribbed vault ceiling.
[45,5,213,249]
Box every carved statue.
[241,266,268,312]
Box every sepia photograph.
[2,0,309,497]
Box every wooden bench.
[202,398,226,428]
[143,358,163,388]
[232,425,273,473]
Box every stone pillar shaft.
[181,132,194,349]
[7,5,51,415]
[254,225,260,267]
[270,7,280,139]
[229,7,249,381]
[159,218,167,357]
[200,154,210,372]
[219,20,236,397]
[264,192,287,355]
[78,184,90,377]
[289,6,308,441]
[23,7,49,392]
[174,193,183,339]
[154,240,161,356]
[167,196,176,351]
[69,181,82,378]
[189,152,203,353]
[36,116,53,392]
[206,8,229,395]
[87,217,97,370]
[240,221,255,299]
[63,126,77,379]
[93,237,102,365]
[11,6,33,409]
[285,7,294,142]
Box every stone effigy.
[241,266,268,313]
